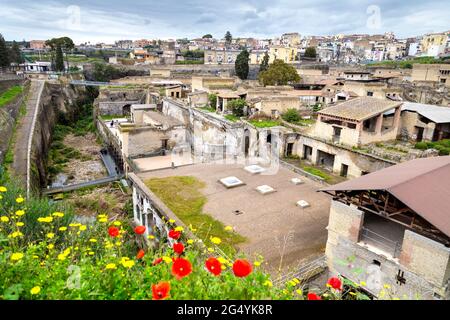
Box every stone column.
[375,113,384,134]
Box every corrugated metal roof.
[318,97,401,121]
[322,156,450,238]
[384,102,450,123]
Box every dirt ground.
[62,133,107,184]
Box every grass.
[198,106,216,113]
[175,60,204,64]
[295,118,315,126]
[100,114,126,121]
[145,176,246,256]
[0,86,23,107]
[302,166,332,182]
[224,114,240,122]
[248,119,281,128]
[25,54,104,64]
[415,139,450,155]
[367,56,449,69]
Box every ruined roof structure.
[318,97,402,121]
[322,156,450,239]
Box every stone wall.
[325,200,450,299]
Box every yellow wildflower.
[120,257,135,268]
[0,194,2,200]
[16,197,25,203]
[88,251,94,256]
[46,233,55,239]
[98,214,107,219]
[115,241,122,247]
[69,223,81,227]
[224,226,233,231]
[147,235,155,240]
[79,225,87,231]
[57,254,66,261]
[210,237,221,245]
[37,216,53,223]
[187,239,194,245]
[207,247,214,253]
[98,217,107,223]
[1,216,10,222]
[296,289,303,295]
[9,231,24,238]
[360,281,367,286]
[169,219,175,224]
[113,221,122,226]
[264,280,273,287]
[52,212,64,217]
[174,226,184,232]
[217,257,228,264]
[59,226,67,231]
[384,284,391,289]
[16,222,24,227]
[30,286,41,295]
[15,210,25,216]
[349,292,357,296]
[11,252,24,261]
[254,261,261,267]
[162,256,172,264]
[0,186,7,192]
[105,263,117,270]
[89,238,97,243]
[47,244,54,250]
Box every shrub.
[414,142,428,150]
[208,94,217,107]
[282,109,300,123]
[228,99,246,117]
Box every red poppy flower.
[173,242,184,255]
[205,257,222,276]
[172,257,192,279]
[136,249,145,259]
[152,257,163,266]
[108,226,119,237]
[232,259,252,277]
[152,281,170,300]
[134,225,146,235]
[307,292,322,300]
[327,277,342,290]
[168,229,181,240]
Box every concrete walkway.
[11,80,44,189]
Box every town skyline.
[1,0,450,43]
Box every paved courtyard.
[138,162,331,274]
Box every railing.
[359,227,402,258]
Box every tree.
[45,37,74,71]
[259,52,269,73]
[9,41,24,64]
[282,108,300,123]
[228,98,246,117]
[55,44,65,72]
[258,59,300,86]
[0,34,10,70]
[208,93,217,107]
[235,49,249,80]
[304,46,317,58]
[202,34,213,39]
[225,31,232,45]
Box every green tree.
[0,34,10,70]
[55,44,65,72]
[228,98,246,117]
[208,93,217,107]
[258,59,300,86]
[225,31,232,45]
[45,37,75,71]
[304,46,317,58]
[9,41,24,64]
[259,52,269,73]
[282,108,300,123]
[202,34,213,39]
[235,49,249,80]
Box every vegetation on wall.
[228,98,246,117]
[281,108,301,123]
[0,86,23,107]
[414,139,450,155]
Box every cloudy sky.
[1,0,449,43]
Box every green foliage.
[181,49,204,59]
[259,52,269,73]
[202,34,213,39]
[175,60,204,65]
[235,49,249,80]
[9,41,24,64]
[208,93,217,107]
[302,166,331,182]
[228,98,246,117]
[248,119,281,128]
[55,45,64,72]
[145,176,246,256]
[304,47,317,58]
[258,59,300,86]
[0,86,22,107]
[224,114,240,122]
[281,108,300,123]
[414,139,450,155]
[198,106,216,113]
[0,33,10,69]
[225,31,232,45]
[91,63,122,82]
[368,56,448,69]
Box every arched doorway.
[122,104,131,116]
